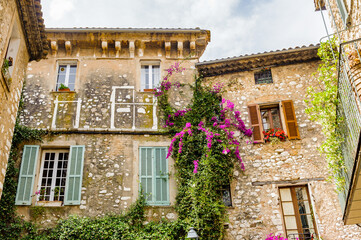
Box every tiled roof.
[45,27,208,33]
[16,0,48,60]
[196,44,320,77]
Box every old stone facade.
[13,25,361,240]
[197,46,361,239]
[0,0,47,199]
[16,28,209,224]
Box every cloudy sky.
[41,0,331,61]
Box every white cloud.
[48,0,75,21]
[41,0,330,61]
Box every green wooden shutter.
[154,147,169,205]
[140,148,153,203]
[64,145,85,205]
[139,147,169,205]
[15,145,39,205]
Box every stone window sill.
[36,201,63,207]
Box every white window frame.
[140,62,160,91]
[37,149,69,202]
[56,62,77,91]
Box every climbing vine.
[304,38,344,190]
[155,63,252,238]
[0,120,49,238]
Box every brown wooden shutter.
[248,104,264,142]
[281,100,300,140]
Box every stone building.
[14,24,361,238]
[15,27,210,222]
[197,45,361,239]
[0,0,47,199]
[314,0,361,225]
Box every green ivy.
[305,38,344,190]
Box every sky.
[41,0,331,61]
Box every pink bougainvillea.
[265,234,289,240]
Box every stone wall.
[0,0,30,199]
[16,30,208,226]
[202,60,361,239]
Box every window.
[279,186,318,240]
[15,145,85,206]
[336,0,350,27]
[56,63,77,91]
[141,64,160,91]
[254,69,273,84]
[38,150,68,202]
[139,147,169,205]
[248,100,300,142]
[221,185,232,207]
[260,106,282,132]
[2,21,20,88]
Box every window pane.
[69,65,77,73]
[296,187,309,201]
[261,110,270,131]
[152,65,160,87]
[141,66,150,90]
[284,216,298,229]
[271,108,282,129]
[282,202,295,215]
[280,188,292,201]
[298,201,311,214]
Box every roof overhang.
[16,0,48,60]
[196,45,320,77]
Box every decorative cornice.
[16,0,48,60]
[45,29,211,59]
[196,45,320,77]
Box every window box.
[58,88,71,92]
[143,88,154,92]
[37,201,63,207]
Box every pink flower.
[193,160,199,173]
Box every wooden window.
[139,147,169,205]
[248,100,300,142]
[254,69,273,84]
[260,106,282,132]
[141,64,160,91]
[15,145,85,206]
[56,63,77,91]
[279,186,318,240]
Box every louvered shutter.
[15,145,39,205]
[248,104,264,142]
[154,148,168,205]
[140,148,153,202]
[281,100,300,140]
[64,145,85,205]
[336,0,349,27]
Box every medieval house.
[12,24,361,239]
[0,0,47,199]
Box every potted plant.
[263,128,288,143]
[1,58,12,86]
[58,83,70,92]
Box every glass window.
[141,64,160,91]
[38,150,69,202]
[279,186,318,240]
[254,69,273,84]
[260,106,282,132]
[56,63,77,91]
[139,147,169,205]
